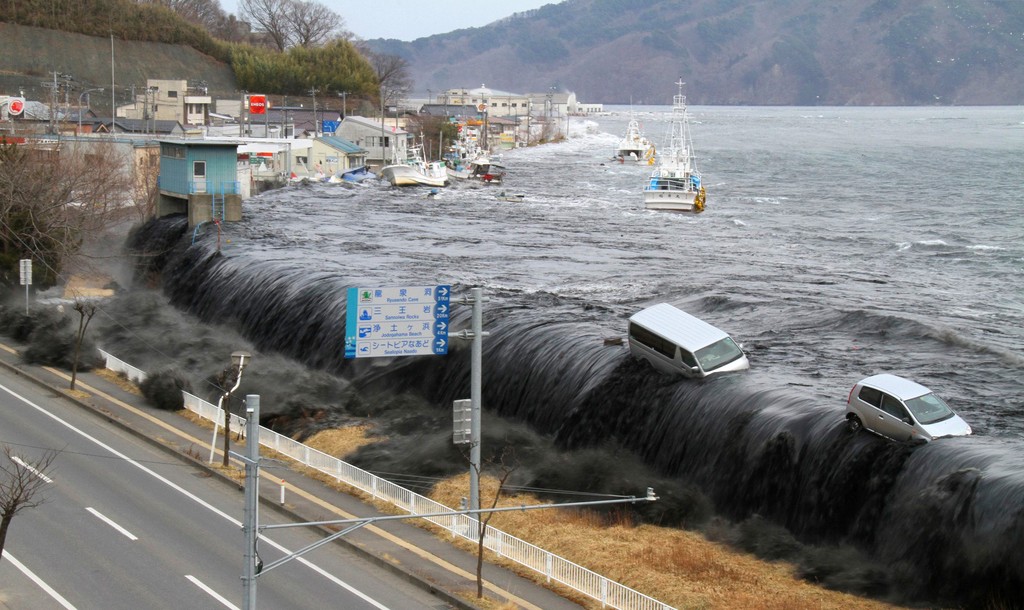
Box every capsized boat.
[642,80,705,213]
[327,165,375,183]
[615,114,655,163]
[380,145,448,187]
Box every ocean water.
[112,105,1024,607]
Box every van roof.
[629,303,731,350]
[858,374,930,400]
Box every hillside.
[366,0,1024,105]
[0,23,238,114]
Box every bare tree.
[369,51,413,111]
[288,0,344,47]
[240,0,293,50]
[0,141,133,291]
[69,299,97,391]
[469,446,517,599]
[151,0,225,29]
[0,446,58,557]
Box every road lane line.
[185,575,239,610]
[0,380,389,608]
[40,366,542,609]
[1,551,78,609]
[86,507,139,541]
[11,455,54,483]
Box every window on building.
[168,91,178,98]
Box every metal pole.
[469,287,483,515]
[242,394,261,610]
[110,35,115,125]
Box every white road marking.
[11,455,54,483]
[1,550,77,609]
[85,507,139,541]
[185,574,239,610]
[0,381,391,609]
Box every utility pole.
[338,91,348,118]
[238,395,261,610]
[449,287,489,516]
[308,88,319,136]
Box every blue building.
[157,139,243,227]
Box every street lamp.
[209,350,253,466]
[77,87,103,135]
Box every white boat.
[380,145,449,187]
[446,153,507,183]
[615,114,655,163]
[642,80,706,213]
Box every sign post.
[344,285,450,359]
[19,259,31,314]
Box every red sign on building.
[248,95,267,115]
[8,98,25,116]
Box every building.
[155,139,244,227]
[438,85,532,120]
[307,136,369,177]
[119,79,212,127]
[335,116,409,170]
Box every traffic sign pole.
[469,286,483,518]
[19,259,31,314]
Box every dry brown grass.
[303,425,381,456]
[179,416,907,610]
[96,368,142,395]
[427,477,905,610]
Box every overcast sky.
[220,1,560,42]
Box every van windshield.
[904,393,955,425]
[695,337,744,372]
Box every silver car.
[845,374,972,442]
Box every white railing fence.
[102,351,673,610]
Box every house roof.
[102,118,182,134]
[341,115,408,134]
[318,135,365,154]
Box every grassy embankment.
[305,427,906,610]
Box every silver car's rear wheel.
[846,415,863,433]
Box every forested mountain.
[366,0,1024,105]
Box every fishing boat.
[445,134,507,184]
[446,153,507,183]
[642,80,705,213]
[379,145,449,187]
[615,113,655,163]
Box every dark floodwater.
[111,106,1023,608]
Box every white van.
[628,303,750,378]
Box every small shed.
[309,135,368,176]
[156,139,243,227]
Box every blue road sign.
[344,285,451,358]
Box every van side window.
[680,349,697,367]
[629,323,676,359]
[858,386,882,408]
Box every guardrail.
[98,349,148,384]
[101,350,673,610]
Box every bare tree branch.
[240,0,293,51]
[0,446,58,557]
[288,0,343,48]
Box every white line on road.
[86,507,139,541]
[185,574,239,610]
[11,455,54,483]
[1,550,78,609]
[0,381,391,610]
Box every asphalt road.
[0,368,454,609]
